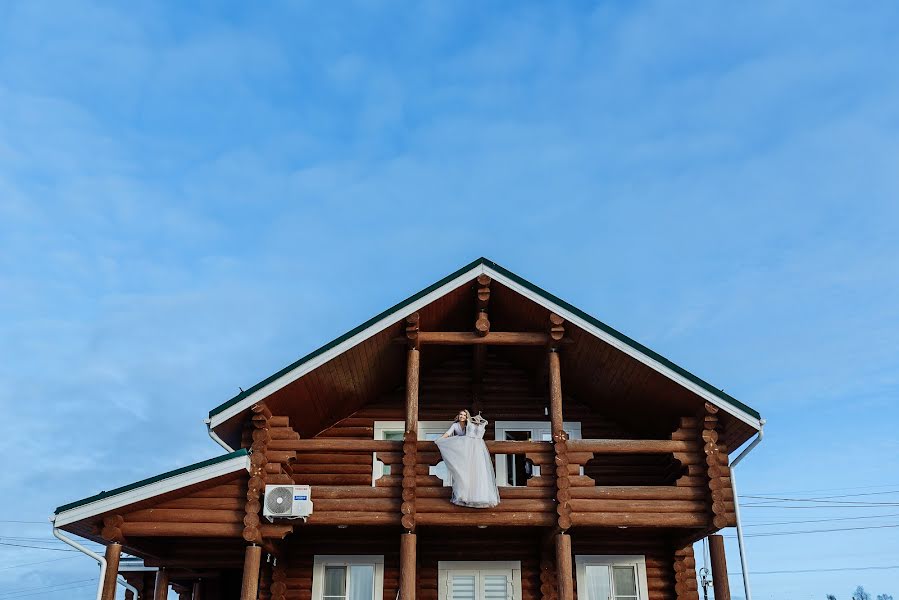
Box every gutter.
[205,417,235,452]
[728,420,766,600]
[52,524,106,600]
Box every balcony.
[265,430,731,529]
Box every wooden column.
[708,535,731,600]
[192,580,203,600]
[554,533,574,600]
[100,542,122,600]
[400,533,417,600]
[402,314,420,531]
[702,403,728,529]
[153,568,170,600]
[548,314,571,530]
[240,545,263,600]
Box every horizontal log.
[416,486,555,499]
[269,439,402,452]
[568,439,691,454]
[310,486,401,499]
[320,427,375,438]
[121,522,243,537]
[292,464,373,475]
[295,453,374,465]
[570,512,708,527]
[416,498,555,512]
[568,499,707,513]
[156,497,245,510]
[569,487,707,500]
[407,331,555,345]
[415,512,556,526]
[313,499,402,512]
[418,440,551,453]
[124,509,243,523]
[292,474,373,486]
[190,484,246,498]
[269,416,290,427]
[304,513,401,526]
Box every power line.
[741,512,899,527]
[724,523,899,538]
[744,482,899,495]
[0,577,96,598]
[742,495,899,506]
[0,556,79,571]
[0,541,78,552]
[727,565,899,575]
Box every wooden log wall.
[271,530,684,600]
[673,545,699,600]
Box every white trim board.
[53,453,251,527]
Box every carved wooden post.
[401,314,420,532]
[153,568,170,600]
[400,532,417,600]
[192,580,204,600]
[708,535,731,600]
[240,545,263,600]
[548,314,571,531]
[473,274,491,412]
[100,542,122,600]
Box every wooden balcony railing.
[265,433,731,529]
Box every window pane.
[451,575,476,600]
[349,565,375,600]
[384,431,405,441]
[483,575,509,600]
[585,565,611,600]
[612,566,637,597]
[324,566,347,599]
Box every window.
[493,421,582,486]
[575,556,649,600]
[373,421,453,485]
[312,556,384,600]
[438,562,521,600]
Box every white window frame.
[493,421,582,486]
[373,421,453,485]
[312,555,385,600]
[575,555,649,600]
[438,561,522,600]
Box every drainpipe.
[728,419,766,600]
[118,576,139,598]
[52,525,106,600]
[205,417,235,452]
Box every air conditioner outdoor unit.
[263,485,313,521]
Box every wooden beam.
[192,580,204,600]
[548,351,563,439]
[708,535,730,600]
[567,439,694,454]
[405,347,420,436]
[100,543,121,600]
[400,533,416,600]
[555,533,574,600]
[239,545,262,600]
[405,331,555,345]
[154,568,170,600]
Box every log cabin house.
[53,258,764,600]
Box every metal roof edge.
[54,449,249,516]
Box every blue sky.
[1,1,898,598]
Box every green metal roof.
[208,257,760,422]
[54,449,248,515]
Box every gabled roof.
[207,258,762,450]
[53,449,249,527]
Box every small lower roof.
[53,449,249,528]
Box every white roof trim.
[208,264,486,432]
[54,453,251,527]
[210,262,761,436]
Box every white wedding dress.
[435,417,500,508]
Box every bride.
[435,410,500,508]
